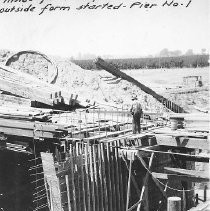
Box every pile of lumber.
[0,64,93,110]
[0,106,68,140]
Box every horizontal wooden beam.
[152,128,208,139]
[164,167,209,179]
[137,147,210,162]
[83,128,132,142]
[152,172,209,183]
[0,118,65,132]
[0,126,61,139]
[70,122,128,135]
[155,134,209,150]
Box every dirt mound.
[52,58,169,112]
[2,49,199,113]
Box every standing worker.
[130,94,143,134]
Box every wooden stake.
[98,143,105,211]
[117,140,125,211]
[89,142,96,211]
[93,144,100,211]
[85,143,91,211]
[137,153,155,211]
[110,142,117,211]
[113,141,121,211]
[65,175,72,211]
[79,143,86,211]
[126,153,133,211]
[106,142,113,211]
[69,148,77,211]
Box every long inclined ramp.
[95,57,187,113]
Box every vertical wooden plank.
[110,142,117,211]
[100,142,109,211]
[75,143,81,211]
[65,175,72,211]
[171,102,174,112]
[79,143,87,211]
[49,181,54,211]
[123,149,128,205]
[93,144,100,211]
[113,141,121,211]
[98,143,105,211]
[85,143,91,211]
[182,188,186,211]
[106,142,113,211]
[204,185,207,202]
[137,153,155,211]
[117,140,125,211]
[41,152,62,211]
[126,153,133,211]
[69,146,77,211]
[89,142,96,211]
[144,182,149,211]
[44,178,51,209]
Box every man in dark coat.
[130,94,143,134]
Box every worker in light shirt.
[130,94,143,134]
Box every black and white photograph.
[0,0,209,210]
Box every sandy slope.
[0,50,209,113]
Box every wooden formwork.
[39,128,209,211]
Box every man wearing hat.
[130,94,143,134]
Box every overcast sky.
[0,0,209,58]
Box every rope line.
[135,154,198,192]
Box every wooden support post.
[110,142,117,211]
[79,143,86,211]
[106,142,113,211]
[75,143,81,211]
[126,152,133,211]
[167,197,181,211]
[144,182,149,211]
[65,175,72,211]
[41,153,62,211]
[85,143,91,211]
[121,153,141,198]
[44,178,51,209]
[98,143,105,211]
[195,194,198,205]
[92,144,100,211]
[117,140,125,211]
[137,153,155,211]
[113,141,121,211]
[69,148,77,211]
[182,188,186,211]
[100,143,109,211]
[49,181,54,211]
[89,142,96,211]
[204,185,207,202]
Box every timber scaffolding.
[0,106,209,211]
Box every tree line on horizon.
[72,54,209,70]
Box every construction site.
[0,50,209,211]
